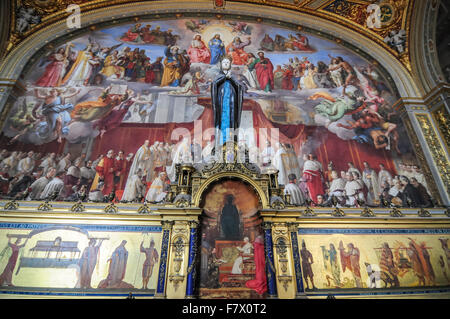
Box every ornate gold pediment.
[165,141,286,209]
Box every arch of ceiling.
[409,0,447,94]
[0,0,424,100]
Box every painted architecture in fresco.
[199,180,266,298]
[0,18,434,210]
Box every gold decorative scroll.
[432,106,450,152]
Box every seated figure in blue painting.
[208,34,226,65]
[211,55,245,150]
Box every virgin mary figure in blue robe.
[211,56,244,150]
[208,34,226,65]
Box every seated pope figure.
[231,237,253,274]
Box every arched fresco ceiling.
[1,0,415,72]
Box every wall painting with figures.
[0,17,435,210]
[297,230,450,291]
[0,221,162,295]
[199,180,266,299]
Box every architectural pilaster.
[271,222,296,299]
[155,220,174,298]
[262,221,277,298]
[185,220,199,299]
[165,220,192,299]
[287,223,306,299]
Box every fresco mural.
[0,18,435,209]
[199,180,266,299]
[0,222,161,295]
[297,229,450,291]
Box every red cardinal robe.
[96,156,117,195]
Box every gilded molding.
[414,113,450,196]
[389,207,404,217]
[2,200,19,211]
[331,207,345,217]
[37,200,53,211]
[70,200,86,212]
[104,202,119,214]
[432,106,450,152]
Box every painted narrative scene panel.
[200,180,266,299]
[297,230,450,291]
[0,18,435,209]
[0,222,162,293]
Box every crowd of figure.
[35,42,167,87]
[27,24,401,152]
[0,138,434,209]
[282,154,434,209]
[0,143,173,204]
[33,28,314,92]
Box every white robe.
[2,155,18,177]
[378,169,392,191]
[303,159,322,173]
[67,166,81,179]
[40,157,56,174]
[28,176,50,200]
[145,176,166,202]
[88,190,104,202]
[127,104,144,122]
[329,64,344,87]
[167,140,192,182]
[284,182,306,205]
[329,177,346,196]
[345,180,362,206]
[121,174,145,202]
[273,147,288,185]
[362,168,379,205]
[57,158,71,173]
[80,166,96,180]
[17,157,35,175]
[243,58,259,89]
[123,144,152,196]
[231,242,253,274]
[40,177,64,199]
[355,179,366,201]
